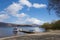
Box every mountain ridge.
[0,22,40,27]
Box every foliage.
[51,20,60,30]
[41,20,60,30]
[48,0,60,17]
[41,23,52,30]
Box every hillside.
[0,22,39,27]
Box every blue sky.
[0,0,60,25]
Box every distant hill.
[0,22,40,27]
[0,22,14,27]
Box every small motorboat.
[19,29,34,33]
[13,27,18,34]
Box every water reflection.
[34,27,40,32]
[0,27,45,38]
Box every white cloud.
[19,0,47,8]
[15,19,26,24]
[0,14,9,21]
[14,13,44,25]
[15,13,28,24]
[15,17,44,25]
[19,0,32,7]
[33,3,47,8]
[4,2,23,16]
[26,18,44,25]
[0,0,46,24]
[1,0,47,17]
[17,13,27,18]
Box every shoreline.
[0,30,60,40]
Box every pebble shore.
[0,30,60,40]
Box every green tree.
[41,23,52,30]
[51,20,60,30]
[41,20,60,30]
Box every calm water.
[0,27,45,38]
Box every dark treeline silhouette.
[41,20,60,30]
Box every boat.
[13,27,18,34]
[19,29,34,33]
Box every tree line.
[41,20,60,30]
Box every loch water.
[0,27,45,38]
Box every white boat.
[13,27,18,34]
[19,28,34,33]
